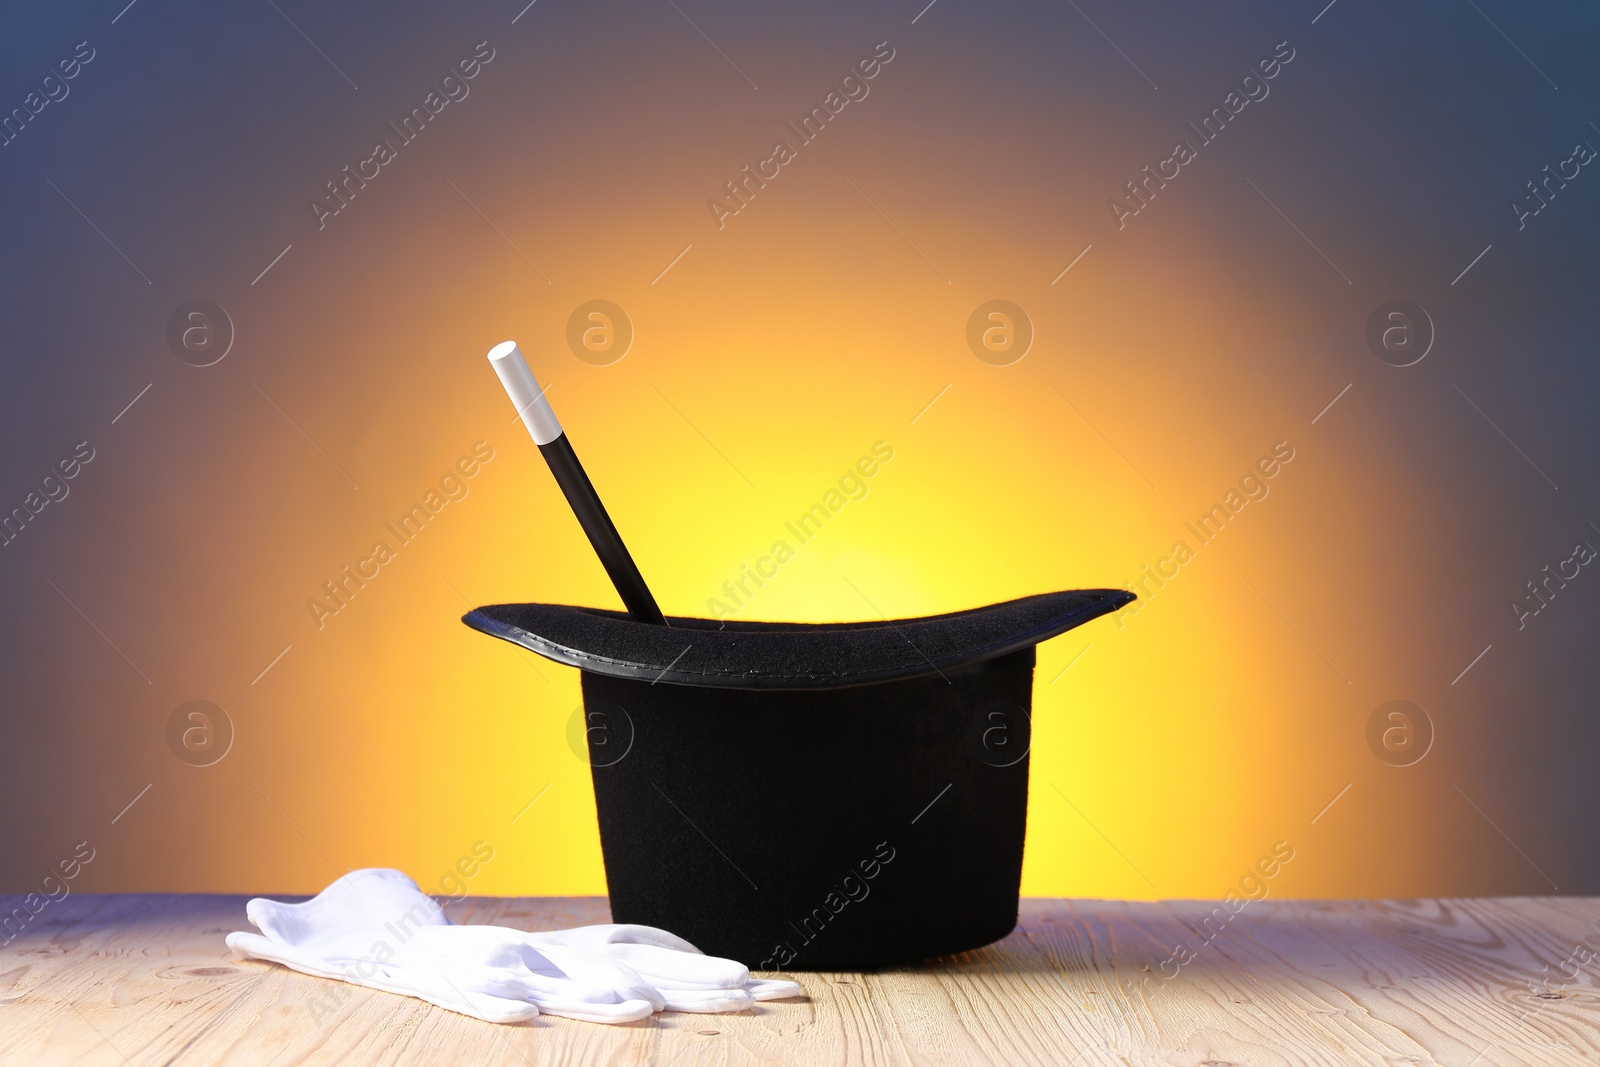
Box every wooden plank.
[1,894,1597,1066]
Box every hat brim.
[462,589,1133,691]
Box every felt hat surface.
[463,589,1133,967]
[463,589,1133,690]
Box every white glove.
[224,868,801,1025]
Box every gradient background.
[2,0,1597,904]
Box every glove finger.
[656,987,755,1014]
[533,945,665,1011]
[501,967,663,1008]
[591,943,748,990]
[527,924,702,954]
[746,978,804,1001]
[385,967,544,1025]
[525,996,658,1024]
[390,925,557,974]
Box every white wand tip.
[487,340,563,445]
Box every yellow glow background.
[12,3,1546,904]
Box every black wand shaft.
[537,433,667,626]
[488,339,669,627]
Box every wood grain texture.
[2,894,1597,1066]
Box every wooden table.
[3,894,1597,1065]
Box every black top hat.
[463,589,1131,968]
[473,339,1133,967]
